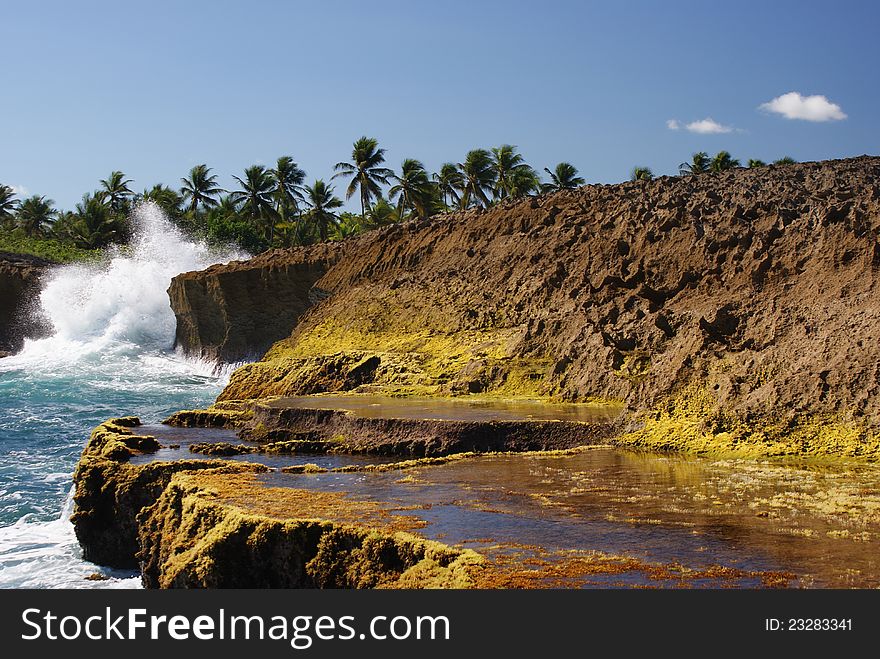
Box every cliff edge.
[168,243,340,362]
[169,157,880,458]
[0,251,53,354]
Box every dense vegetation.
[0,139,796,258]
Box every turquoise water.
[0,204,245,588]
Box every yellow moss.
[222,290,580,402]
[614,351,651,383]
[282,316,510,363]
[391,551,485,589]
[617,384,880,460]
[140,472,483,588]
[163,406,253,429]
[329,445,614,475]
[281,463,329,474]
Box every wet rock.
[71,418,257,568]
[0,252,54,353]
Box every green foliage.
[389,159,433,221]
[542,163,585,192]
[773,156,797,165]
[304,179,344,242]
[748,159,767,168]
[458,149,496,208]
[231,165,277,241]
[433,163,463,209]
[99,171,134,213]
[0,232,99,263]
[631,166,653,182]
[180,164,223,214]
[139,185,184,223]
[55,193,129,249]
[15,195,56,237]
[491,145,534,200]
[679,152,710,176]
[366,198,400,227]
[505,165,540,198]
[331,212,365,241]
[269,156,307,244]
[204,195,265,252]
[333,137,393,219]
[0,184,18,229]
[710,151,740,172]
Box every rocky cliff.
[0,251,53,354]
[169,157,880,458]
[168,244,340,362]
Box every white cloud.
[759,92,846,122]
[685,118,733,134]
[9,184,29,196]
[666,117,733,134]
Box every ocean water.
[0,203,246,588]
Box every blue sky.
[2,0,878,210]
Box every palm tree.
[679,152,710,176]
[330,213,364,241]
[140,185,183,220]
[710,151,740,172]
[231,165,276,239]
[203,194,240,233]
[64,193,122,248]
[16,195,55,237]
[773,156,797,165]
[542,163,585,193]
[490,144,532,200]
[304,180,343,242]
[457,149,496,208]
[366,198,400,227]
[180,164,223,214]
[209,194,240,220]
[505,166,541,198]
[433,163,463,209]
[389,159,432,221]
[268,156,307,244]
[333,136,393,220]
[748,159,767,168]
[0,184,18,229]
[631,167,654,182]
[99,171,134,213]
[203,194,265,252]
[51,210,76,241]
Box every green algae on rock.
[137,471,483,588]
[163,405,253,429]
[72,418,484,587]
[72,418,262,568]
[616,384,880,460]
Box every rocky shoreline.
[0,251,53,354]
[71,156,880,587]
[71,416,560,587]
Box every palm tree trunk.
[269,206,280,245]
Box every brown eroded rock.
[167,243,340,362]
[170,157,880,457]
[0,251,54,353]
